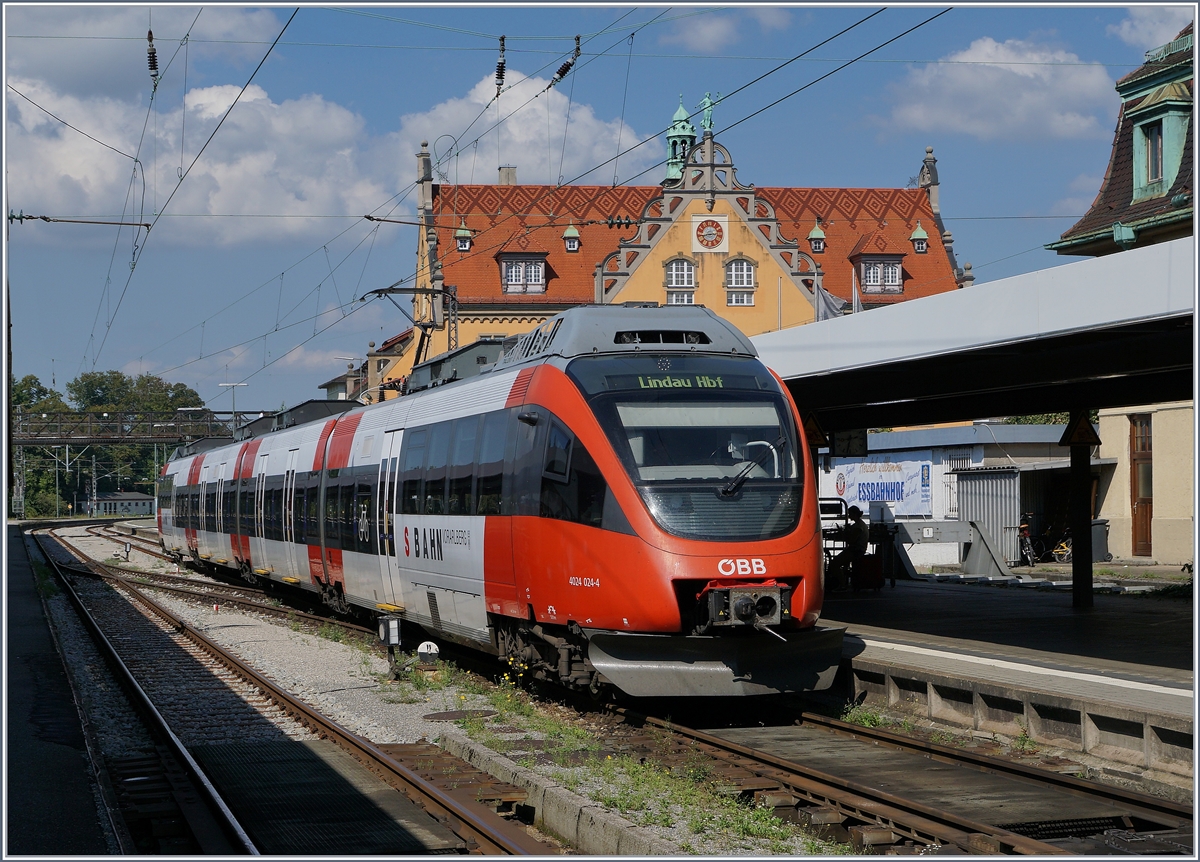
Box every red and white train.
[158,305,841,697]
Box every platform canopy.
[753,237,1194,431]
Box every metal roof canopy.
[753,238,1193,431]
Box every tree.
[66,370,202,412]
[1006,410,1099,425]
[10,374,68,412]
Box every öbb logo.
[718,558,767,576]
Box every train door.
[215,463,226,538]
[251,452,270,570]
[282,449,301,579]
[377,430,404,606]
[198,464,212,559]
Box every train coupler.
[702,582,792,627]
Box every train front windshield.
[567,354,803,541]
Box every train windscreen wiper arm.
[720,435,787,498]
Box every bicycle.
[1051,530,1072,563]
[1018,515,1045,567]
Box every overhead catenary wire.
[121,8,934,401]
[91,8,299,368]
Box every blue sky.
[5,4,1194,411]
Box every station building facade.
[817,423,1094,568]
[1046,24,1194,566]
[353,100,969,396]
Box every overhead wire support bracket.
[8,211,152,230]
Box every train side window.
[477,411,507,515]
[294,486,307,544]
[424,421,451,515]
[507,408,545,516]
[205,484,217,523]
[306,477,320,542]
[324,479,342,549]
[448,415,481,515]
[400,429,427,515]
[238,480,250,535]
[339,483,355,548]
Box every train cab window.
[540,423,608,528]
[477,411,508,515]
[400,429,427,515]
[543,422,572,481]
[424,421,451,514]
[448,416,480,515]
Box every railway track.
[35,529,554,855]
[609,707,1193,855]
[42,524,1194,855]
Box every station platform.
[5,523,108,854]
[822,580,1193,784]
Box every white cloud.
[6,6,283,100]
[658,8,788,52]
[1107,7,1193,50]
[6,77,397,246]
[1049,173,1104,216]
[885,37,1117,140]
[659,14,738,53]
[393,69,662,186]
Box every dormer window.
[910,220,929,254]
[455,219,472,252]
[502,257,545,293]
[562,222,581,252]
[807,219,826,254]
[1146,121,1163,182]
[861,258,902,293]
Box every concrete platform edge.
[438,729,681,855]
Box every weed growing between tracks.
[32,561,59,598]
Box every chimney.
[498,165,517,185]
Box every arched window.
[725,259,755,306]
[665,259,695,305]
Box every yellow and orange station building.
[354,101,969,400]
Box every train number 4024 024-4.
[568,576,601,588]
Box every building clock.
[695,219,724,249]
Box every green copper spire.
[665,94,697,183]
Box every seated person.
[827,505,869,591]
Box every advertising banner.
[829,451,933,517]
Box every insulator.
[555,60,572,80]
[147,29,158,77]
[495,35,506,96]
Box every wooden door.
[1130,415,1152,556]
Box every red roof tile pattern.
[432,184,658,303]
[1056,28,1193,248]
[432,182,958,308]
[757,187,959,303]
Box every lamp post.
[219,383,247,431]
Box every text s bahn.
[158,306,842,697]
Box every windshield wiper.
[720,435,787,498]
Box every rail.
[33,531,259,854]
[43,528,542,855]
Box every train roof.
[490,303,758,372]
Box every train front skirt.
[586,627,844,697]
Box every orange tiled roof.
[432,185,658,304]
[431,183,958,307]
